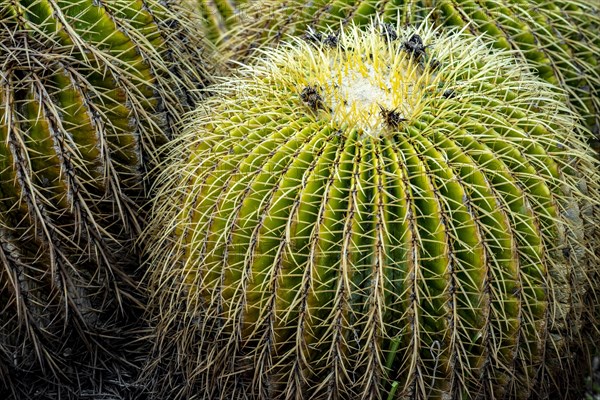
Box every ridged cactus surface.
[182,0,248,42]
[145,23,600,399]
[0,0,212,396]
[225,0,600,150]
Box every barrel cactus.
[224,0,600,152]
[182,0,249,43]
[144,22,600,399]
[0,0,212,396]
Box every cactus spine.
[0,1,212,396]
[145,23,600,399]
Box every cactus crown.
[271,28,433,137]
[146,22,599,400]
[224,0,600,148]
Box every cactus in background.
[224,0,600,152]
[0,1,213,397]
[182,0,249,43]
[144,22,600,399]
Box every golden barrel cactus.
[0,0,212,396]
[145,23,600,399]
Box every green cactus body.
[225,0,600,151]
[182,0,248,42]
[0,0,212,395]
[145,23,599,399]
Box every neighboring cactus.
[144,22,600,399]
[0,1,213,396]
[224,0,600,151]
[181,0,249,43]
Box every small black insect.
[380,23,398,42]
[323,33,340,48]
[305,27,340,48]
[428,58,440,70]
[562,246,571,260]
[301,85,327,112]
[442,89,456,99]
[305,28,323,45]
[379,104,406,129]
[403,34,428,61]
